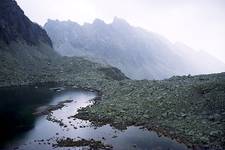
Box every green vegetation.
[54,138,113,149]
[75,74,225,149]
[0,43,224,149]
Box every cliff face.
[0,0,52,46]
[0,0,58,86]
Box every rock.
[209,130,222,137]
[143,114,149,118]
[112,135,117,138]
[157,96,162,100]
[161,112,167,118]
[169,131,175,135]
[201,120,207,124]
[180,112,187,118]
[120,110,126,113]
[132,144,137,148]
[208,114,221,121]
[201,111,208,115]
[200,136,209,143]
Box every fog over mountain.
[44,18,225,79]
[1,1,225,149]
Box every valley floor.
[1,57,225,149]
[75,73,225,149]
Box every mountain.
[44,18,225,80]
[0,0,52,46]
[0,0,128,87]
[0,1,225,149]
[0,0,59,86]
[0,0,56,60]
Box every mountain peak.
[112,17,129,26]
[47,19,59,23]
[93,18,106,26]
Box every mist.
[16,0,225,64]
[1,1,225,149]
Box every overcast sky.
[16,0,225,63]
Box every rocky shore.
[33,99,73,116]
[74,73,225,149]
[0,55,224,149]
[1,1,224,149]
[54,138,113,149]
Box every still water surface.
[0,85,189,150]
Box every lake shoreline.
[1,73,225,150]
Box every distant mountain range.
[0,1,225,149]
[1,0,224,81]
[44,18,225,79]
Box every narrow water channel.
[0,85,189,150]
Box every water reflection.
[0,86,189,150]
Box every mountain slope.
[0,0,59,86]
[0,0,128,87]
[0,1,225,149]
[0,0,52,46]
[0,0,56,60]
[44,18,225,80]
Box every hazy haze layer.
[16,0,225,63]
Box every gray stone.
[209,130,222,137]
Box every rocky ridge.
[0,1,224,149]
[44,18,225,80]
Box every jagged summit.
[44,18,225,80]
[112,17,130,26]
[47,19,60,23]
[46,19,81,29]
[45,17,130,28]
[93,18,106,26]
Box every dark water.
[0,85,189,150]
